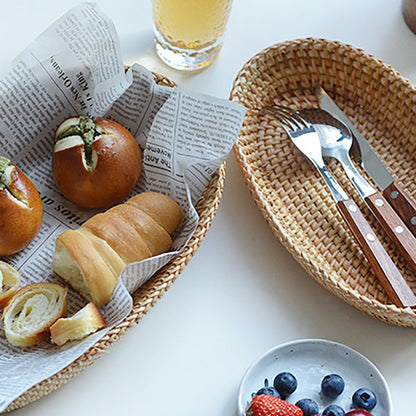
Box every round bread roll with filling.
[0,156,43,257]
[52,116,142,209]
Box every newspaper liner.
[0,3,246,411]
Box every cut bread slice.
[107,204,172,256]
[0,261,21,309]
[2,283,67,347]
[53,229,116,307]
[50,302,106,346]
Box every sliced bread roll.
[53,230,116,307]
[2,283,67,347]
[50,302,106,346]
[0,261,21,309]
[126,191,183,234]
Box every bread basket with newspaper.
[0,4,246,412]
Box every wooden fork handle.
[337,198,416,308]
[365,191,416,277]
[383,181,416,238]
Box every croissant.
[0,261,21,309]
[50,302,106,346]
[53,191,182,307]
[2,283,67,347]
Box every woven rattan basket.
[4,73,226,412]
[230,38,416,328]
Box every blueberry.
[255,386,281,398]
[321,374,345,398]
[273,372,298,397]
[323,404,345,416]
[352,388,377,411]
[295,398,320,416]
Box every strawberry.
[246,394,303,416]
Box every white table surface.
[3,0,416,415]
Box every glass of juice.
[403,0,416,34]
[152,0,234,71]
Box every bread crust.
[108,204,172,256]
[0,165,43,256]
[77,228,126,278]
[126,191,183,234]
[52,116,142,209]
[53,230,116,307]
[82,212,152,263]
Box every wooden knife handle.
[365,191,416,276]
[337,198,416,308]
[383,181,416,237]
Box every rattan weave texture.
[230,38,416,328]
[5,73,226,412]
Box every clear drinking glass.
[152,0,233,71]
[403,0,416,34]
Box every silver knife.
[318,86,416,237]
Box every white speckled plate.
[238,339,392,416]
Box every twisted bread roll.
[0,261,21,309]
[3,283,67,347]
[53,192,182,306]
[77,228,126,277]
[82,213,152,263]
[108,204,172,256]
[50,302,106,346]
[126,192,183,234]
[53,230,117,307]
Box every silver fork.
[263,104,416,308]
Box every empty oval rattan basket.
[230,38,416,328]
[4,72,226,412]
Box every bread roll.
[77,228,126,277]
[108,204,172,256]
[52,116,142,209]
[0,261,21,309]
[126,191,183,234]
[0,156,43,256]
[2,283,67,347]
[53,230,117,307]
[53,192,182,307]
[50,302,106,346]
[82,213,152,263]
